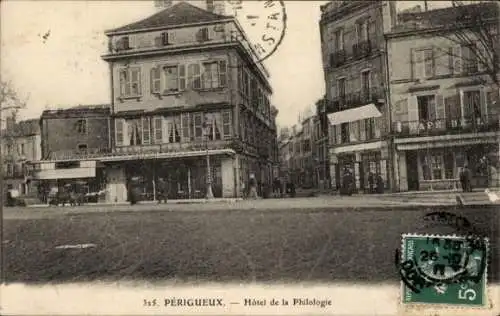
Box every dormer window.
[121,36,130,50]
[199,27,210,41]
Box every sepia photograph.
[1,0,499,315]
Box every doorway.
[406,151,419,191]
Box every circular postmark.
[224,0,287,65]
[397,234,488,295]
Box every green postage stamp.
[399,233,489,307]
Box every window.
[154,117,163,143]
[164,65,179,92]
[340,123,349,143]
[423,49,434,78]
[203,62,220,89]
[151,67,161,94]
[444,151,454,179]
[417,95,436,121]
[115,119,124,146]
[120,36,130,50]
[167,116,181,143]
[188,63,201,89]
[337,78,346,98]
[206,0,214,12]
[463,90,482,121]
[161,32,169,45]
[199,27,210,41]
[127,118,143,146]
[222,111,232,139]
[334,28,344,51]
[461,44,478,74]
[203,113,222,141]
[119,67,141,97]
[19,143,25,155]
[77,144,88,152]
[361,70,371,99]
[431,154,443,180]
[365,118,375,140]
[6,163,13,177]
[356,20,369,43]
[76,119,87,134]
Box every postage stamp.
[399,233,489,308]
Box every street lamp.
[202,118,214,199]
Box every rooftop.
[106,2,231,35]
[41,104,111,118]
[2,119,40,137]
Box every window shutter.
[374,117,381,138]
[181,113,191,142]
[219,60,227,87]
[480,88,488,118]
[115,118,124,146]
[178,64,186,90]
[435,95,445,119]
[142,117,151,145]
[150,67,161,94]
[335,125,342,144]
[169,31,176,44]
[428,97,437,121]
[359,119,366,141]
[452,45,462,75]
[408,96,418,121]
[444,95,461,120]
[154,116,163,143]
[412,49,423,80]
[161,32,169,45]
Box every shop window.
[431,155,443,179]
[444,151,455,179]
[421,154,432,180]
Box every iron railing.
[329,49,347,68]
[332,87,385,111]
[352,40,371,60]
[393,115,500,137]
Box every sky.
[1,0,453,129]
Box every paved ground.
[3,201,498,284]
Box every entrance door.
[406,151,419,191]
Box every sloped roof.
[5,119,40,137]
[106,2,231,34]
[41,104,111,118]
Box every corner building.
[319,1,391,192]
[101,2,278,202]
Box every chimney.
[154,0,173,9]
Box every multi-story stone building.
[320,0,391,193]
[386,2,500,191]
[32,105,111,199]
[2,118,41,196]
[101,1,278,202]
[314,97,330,190]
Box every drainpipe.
[384,35,397,192]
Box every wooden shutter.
[428,96,437,121]
[412,49,423,80]
[154,116,163,144]
[335,125,342,144]
[150,67,161,94]
[181,113,191,142]
[435,95,445,119]
[407,97,418,134]
[444,95,461,120]
[452,45,462,75]
[178,65,186,90]
[142,117,151,145]
[115,118,124,146]
[161,32,169,45]
[218,60,227,87]
[374,117,381,138]
[480,88,488,118]
[359,119,366,141]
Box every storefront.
[396,140,500,191]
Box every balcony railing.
[329,49,346,68]
[332,87,385,111]
[352,40,371,59]
[47,147,112,161]
[393,115,500,137]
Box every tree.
[431,1,499,86]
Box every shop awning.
[99,149,236,162]
[327,104,382,125]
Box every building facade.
[387,2,500,191]
[32,105,111,201]
[2,119,41,196]
[320,1,391,193]
[101,2,278,202]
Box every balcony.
[393,115,500,138]
[329,49,346,68]
[333,87,385,111]
[46,148,111,161]
[352,40,372,60]
[114,139,233,156]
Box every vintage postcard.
[1,0,499,315]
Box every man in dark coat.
[460,165,473,192]
[157,178,170,204]
[367,171,374,194]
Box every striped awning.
[99,149,236,162]
[328,104,382,125]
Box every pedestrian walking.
[157,177,170,204]
[367,171,374,194]
[460,165,473,192]
[248,174,258,199]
